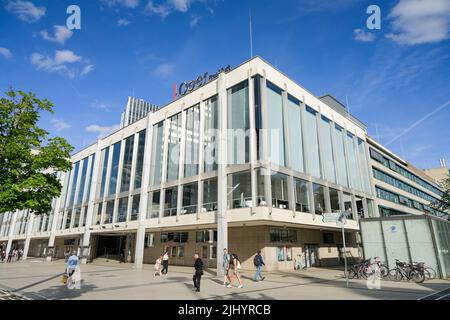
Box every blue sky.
[1,0,449,170]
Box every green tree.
[434,175,450,213]
[0,89,73,215]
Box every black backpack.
[253,255,259,266]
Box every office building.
[120,96,159,128]
[0,56,446,272]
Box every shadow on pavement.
[35,281,98,300]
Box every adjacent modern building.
[424,159,450,188]
[0,56,447,273]
[120,96,160,128]
[367,137,449,220]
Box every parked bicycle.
[388,259,425,283]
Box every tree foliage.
[0,89,73,215]
[433,174,450,213]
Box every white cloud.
[189,14,200,28]
[102,0,140,8]
[117,18,131,26]
[85,124,120,138]
[4,0,46,23]
[91,101,110,112]
[152,62,174,78]
[40,25,73,45]
[0,47,13,59]
[386,0,450,45]
[51,118,70,131]
[30,50,94,79]
[353,28,376,42]
[145,0,205,19]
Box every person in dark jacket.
[253,250,265,281]
[192,253,204,292]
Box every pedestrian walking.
[253,250,265,281]
[64,249,70,263]
[227,253,243,288]
[1,249,5,262]
[66,251,81,289]
[7,249,13,262]
[161,249,169,275]
[17,248,23,261]
[222,248,231,286]
[192,253,203,292]
[154,256,162,277]
[13,249,18,261]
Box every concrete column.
[281,85,295,215]
[112,137,126,223]
[177,109,187,221]
[159,117,170,222]
[134,115,153,269]
[6,211,19,255]
[260,71,272,212]
[216,72,228,276]
[22,210,35,260]
[248,70,257,212]
[81,143,102,264]
[197,98,205,219]
[324,185,332,214]
[330,118,340,185]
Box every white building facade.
[1,57,390,271]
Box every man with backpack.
[253,250,265,282]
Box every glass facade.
[167,113,182,181]
[271,172,289,209]
[334,126,349,188]
[204,96,218,172]
[227,170,252,209]
[294,177,309,213]
[108,141,122,196]
[184,105,200,178]
[181,182,197,214]
[266,82,286,167]
[320,116,336,183]
[150,122,164,186]
[228,80,249,165]
[98,147,110,199]
[76,157,89,205]
[134,130,146,189]
[163,187,178,217]
[120,135,134,193]
[287,95,304,173]
[304,106,321,178]
[202,178,217,212]
[312,183,326,215]
[68,161,80,207]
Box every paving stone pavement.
[0,259,449,300]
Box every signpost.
[323,211,349,288]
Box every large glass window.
[95,203,102,225]
[120,135,134,193]
[150,122,164,186]
[149,191,160,218]
[357,139,371,193]
[312,183,326,215]
[73,207,81,228]
[76,157,89,205]
[85,154,95,202]
[104,200,114,224]
[266,82,286,167]
[343,192,354,219]
[271,172,289,209]
[65,210,72,229]
[330,188,341,213]
[346,132,362,191]
[227,170,252,209]
[184,105,200,178]
[134,130,146,189]
[287,95,304,173]
[98,147,110,199]
[204,96,218,172]
[228,80,249,165]
[131,194,140,221]
[108,142,122,196]
[116,197,128,222]
[68,161,80,208]
[256,168,266,206]
[202,178,217,212]
[167,113,182,181]
[163,187,177,217]
[334,126,349,187]
[304,106,321,178]
[181,182,197,214]
[320,116,336,183]
[294,177,309,213]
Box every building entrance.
[95,234,127,262]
